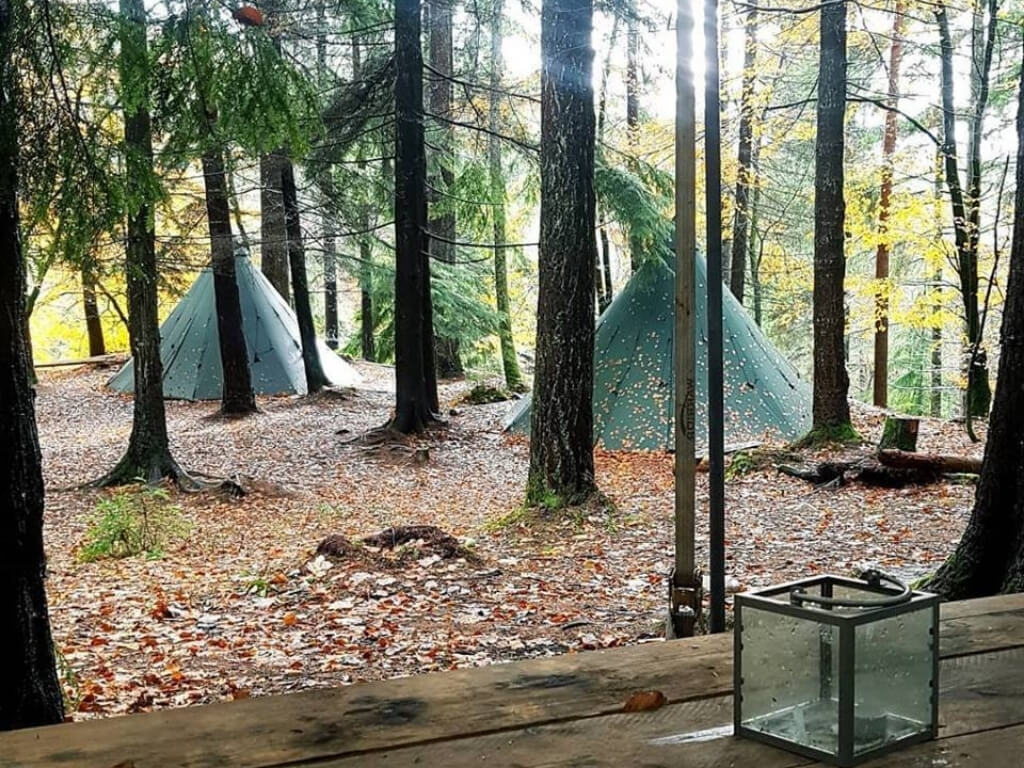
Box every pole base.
[667,568,703,638]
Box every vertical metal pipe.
[672,0,698,637]
[704,0,726,634]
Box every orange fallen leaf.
[622,690,667,712]
[282,612,298,626]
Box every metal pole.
[670,0,700,639]
[704,0,726,634]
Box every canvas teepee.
[109,253,359,399]
[504,252,811,451]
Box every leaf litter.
[36,365,980,719]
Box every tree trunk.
[729,0,757,304]
[748,132,763,327]
[98,0,184,485]
[352,39,376,363]
[81,266,105,356]
[810,0,852,435]
[595,16,618,312]
[315,0,338,350]
[489,0,524,392]
[392,0,439,432]
[931,150,944,418]
[0,0,65,729]
[202,147,256,415]
[528,0,597,506]
[260,150,290,303]
[872,1,903,409]
[936,2,992,420]
[626,3,641,274]
[929,46,1024,599]
[281,159,329,394]
[428,0,463,379]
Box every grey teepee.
[109,253,359,399]
[504,253,811,451]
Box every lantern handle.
[789,570,912,609]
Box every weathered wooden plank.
[2,595,1022,768]
[318,647,1024,768]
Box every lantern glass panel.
[739,605,841,757]
[852,610,934,755]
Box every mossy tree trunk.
[931,55,1024,598]
[488,0,524,392]
[97,0,186,485]
[729,0,757,304]
[810,0,853,437]
[0,0,65,727]
[527,0,597,506]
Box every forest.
[4,0,1024,735]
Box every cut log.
[878,416,919,451]
[879,449,983,474]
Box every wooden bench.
[2,593,1023,767]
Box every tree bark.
[260,150,290,303]
[729,0,757,304]
[81,265,105,356]
[0,0,65,729]
[810,0,852,434]
[97,0,185,485]
[626,3,641,274]
[936,2,993,420]
[748,131,764,327]
[351,39,376,362]
[428,0,463,378]
[281,160,329,394]
[872,2,903,409]
[528,0,597,506]
[489,0,524,392]
[929,46,1024,598]
[392,0,439,432]
[316,0,338,350]
[202,147,257,415]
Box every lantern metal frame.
[733,574,939,767]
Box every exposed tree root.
[82,452,244,497]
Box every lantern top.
[737,573,938,626]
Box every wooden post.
[670,0,700,639]
[704,0,725,634]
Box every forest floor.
[38,363,984,719]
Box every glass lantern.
[734,571,939,767]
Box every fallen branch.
[878,449,982,474]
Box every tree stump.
[879,416,919,451]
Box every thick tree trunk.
[936,3,992,420]
[98,0,184,486]
[202,148,256,415]
[260,150,290,303]
[281,160,329,394]
[929,48,1024,598]
[489,0,524,392]
[872,2,903,409]
[0,0,65,729]
[392,0,439,432]
[428,0,463,379]
[729,0,757,304]
[81,266,105,356]
[528,0,597,506]
[810,0,852,434]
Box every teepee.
[109,254,359,399]
[504,252,811,451]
